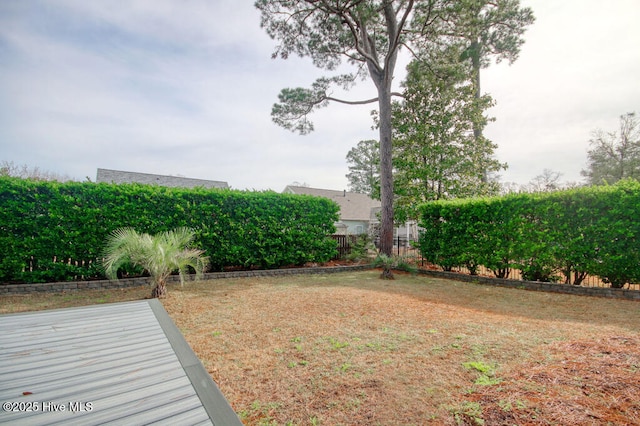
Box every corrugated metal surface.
[0,300,241,425]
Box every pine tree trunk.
[378,88,394,262]
[471,40,487,185]
[364,2,399,278]
[375,4,399,266]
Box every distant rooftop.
[97,168,229,189]
[283,185,380,222]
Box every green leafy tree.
[392,50,505,222]
[581,112,640,185]
[346,139,380,198]
[255,0,448,260]
[102,227,209,298]
[255,0,470,262]
[254,0,533,265]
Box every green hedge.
[418,179,640,288]
[0,177,339,283]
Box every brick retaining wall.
[2,264,638,301]
[0,264,374,294]
[416,269,640,301]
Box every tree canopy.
[582,112,640,185]
[0,160,73,182]
[346,139,380,197]
[255,0,534,258]
[255,0,427,257]
[392,47,505,222]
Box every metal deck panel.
[0,300,241,425]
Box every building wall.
[338,220,368,235]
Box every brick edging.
[3,265,638,301]
[0,264,375,294]
[415,268,640,301]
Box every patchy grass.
[0,286,148,313]
[2,270,639,425]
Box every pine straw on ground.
[160,270,640,425]
[464,336,640,425]
[2,270,639,425]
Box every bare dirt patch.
[2,270,639,425]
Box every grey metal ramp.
[0,299,242,425]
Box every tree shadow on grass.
[185,269,640,334]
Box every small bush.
[345,234,375,262]
[373,254,417,275]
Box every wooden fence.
[331,235,358,260]
[13,237,640,292]
[400,253,640,291]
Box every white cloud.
[483,0,640,185]
[1,0,638,190]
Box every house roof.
[96,168,229,189]
[0,300,241,425]
[283,186,380,222]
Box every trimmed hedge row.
[0,177,339,283]
[418,179,640,288]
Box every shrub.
[373,254,417,276]
[345,234,375,262]
[417,180,640,288]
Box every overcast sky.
[1,1,639,191]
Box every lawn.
[2,270,639,425]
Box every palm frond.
[102,228,145,279]
[101,227,209,296]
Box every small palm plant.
[373,253,418,279]
[102,227,209,298]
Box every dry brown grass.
[2,270,640,425]
[0,286,149,313]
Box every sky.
[1,1,639,191]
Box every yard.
[2,270,639,425]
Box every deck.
[0,300,242,425]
